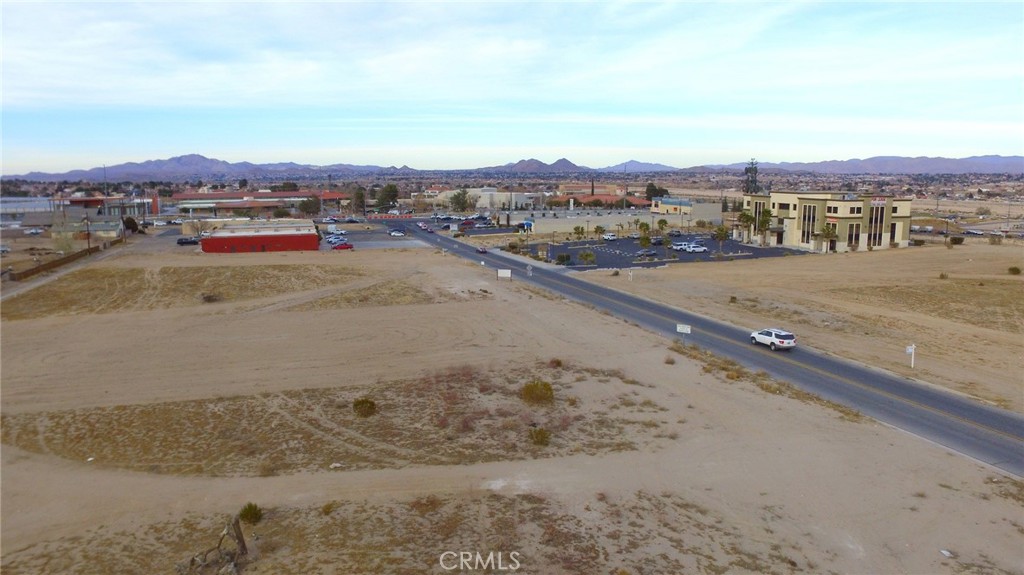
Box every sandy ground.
[1,227,1022,574]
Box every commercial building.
[740,191,912,252]
[650,196,724,226]
[200,219,319,253]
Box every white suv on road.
[750,328,797,351]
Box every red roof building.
[200,220,319,253]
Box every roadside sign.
[676,324,691,334]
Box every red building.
[201,220,319,253]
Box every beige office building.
[741,191,912,253]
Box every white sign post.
[906,344,916,368]
[676,324,691,343]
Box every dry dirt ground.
[1,228,1022,575]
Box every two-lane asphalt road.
[411,225,1024,477]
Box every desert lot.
[1,229,1022,574]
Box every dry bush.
[239,502,264,525]
[353,397,377,417]
[521,380,555,405]
[408,495,444,515]
[529,427,551,446]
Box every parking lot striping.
[524,266,1024,446]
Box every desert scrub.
[321,501,339,516]
[520,379,554,405]
[352,397,377,417]
[529,427,551,446]
[239,502,264,525]
[1009,266,1021,275]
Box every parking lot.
[532,234,805,269]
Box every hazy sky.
[2,1,1022,174]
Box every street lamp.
[585,219,590,239]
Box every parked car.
[389,229,406,237]
[0,244,11,254]
[23,228,43,235]
[750,328,797,351]
[176,236,199,245]
[331,242,354,250]
[671,242,691,251]
[650,236,664,245]
[628,232,641,239]
[170,218,184,225]
[667,229,682,237]
[601,233,618,241]
[686,244,708,253]
[635,248,658,257]
[476,246,488,254]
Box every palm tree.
[755,208,773,247]
[819,223,838,252]
[712,225,730,255]
[737,210,755,243]
[593,225,606,239]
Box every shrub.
[611,269,620,276]
[239,502,264,525]
[353,397,377,417]
[939,272,949,280]
[521,380,554,405]
[912,239,926,246]
[529,427,551,446]
[989,235,1003,245]
[1010,266,1021,275]
[321,501,339,516]
[664,355,676,365]
[547,358,564,369]
[555,253,572,265]
[950,236,965,245]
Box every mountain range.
[5,154,1022,182]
